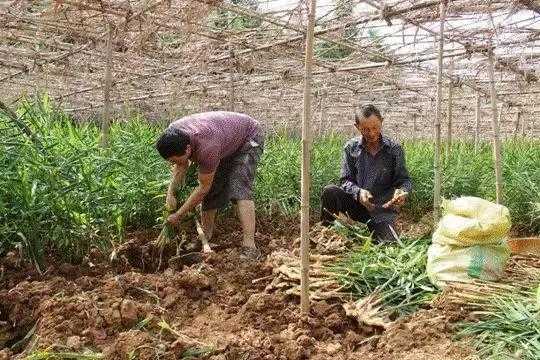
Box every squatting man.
[320,104,412,242]
[155,111,264,260]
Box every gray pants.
[202,133,264,211]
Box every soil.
[0,215,475,360]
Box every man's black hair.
[355,104,383,124]
[155,127,190,159]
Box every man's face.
[355,115,382,145]
[167,145,191,166]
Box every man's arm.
[166,163,188,211]
[340,145,361,199]
[168,170,215,225]
[392,145,412,193]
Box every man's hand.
[358,188,374,211]
[167,211,183,226]
[168,171,215,228]
[383,188,408,209]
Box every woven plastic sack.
[427,242,510,288]
[434,197,511,246]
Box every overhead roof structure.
[1,0,539,138]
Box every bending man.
[321,104,412,243]
[155,111,264,259]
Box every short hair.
[155,127,190,159]
[355,104,383,124]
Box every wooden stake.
[474,93,481,153]
[446,61,453,158]
[521,114,527,137]
[433,1,446,221]
[100,23,113,148]
[487,50,504,204]
[300,0,317,315]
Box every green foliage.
[315,0,358,60]
[402,139,540,233]
[365,29,387,62]
[458,290,540,360]
[24,350,103,360]
[1,98,538,268]
[254,132,342,214]
[331,231,436,316]
[209,1,261,31]
[314,40,354,61]
[181,346,216,359]
[0,97,174,264]
[258,136,540,234]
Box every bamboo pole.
[474,93,481,153]
[100,24,113,148]
[433,1,446,221]
[446,61,454,158]
[487,50,504,204]
[300,0,317,315]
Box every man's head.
[155,127,192,165]
[354,104,383,145]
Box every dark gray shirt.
[340,135,412,222]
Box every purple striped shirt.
[169,111,260,173]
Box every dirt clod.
[66,335,83,350]
[120,299,139,326]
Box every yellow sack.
[427,242,510,288]
[427,197,512,288]
[435,197,511,246]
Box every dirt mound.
[0,216,476,359]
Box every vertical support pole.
[446,61,454,158]
[474,93,481,153]
[300,0,316,315]
[521,113,527,137]
[487,50,504,204]
[100,23,113,148]
[433,1,446,221]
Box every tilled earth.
[0,216,474,359]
